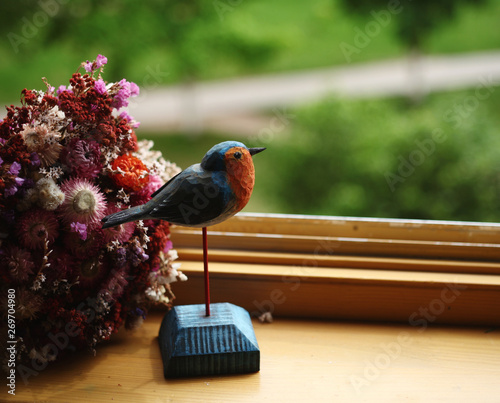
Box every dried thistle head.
[20,124,62,167]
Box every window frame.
[170,212,500,326]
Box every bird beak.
[249,147,266,156]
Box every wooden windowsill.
[14,310,500,402]
[14,213,500,401]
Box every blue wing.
[144,164,235,227]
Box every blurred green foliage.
[260,89,500,221]
[1,0,500,103]
[1,1,499,221]
[340,0,486,50]
[0,0,280,102]
[137,86,500,222]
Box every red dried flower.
[150,221,172,254]
[4,245,35,282]
[17,208,59,249]
[21,89,39,106]
[110,154,149,191]
[64,228,105,260]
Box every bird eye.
[234,151,242,160]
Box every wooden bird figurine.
[101,141,265,229]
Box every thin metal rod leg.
[202,227,210,316]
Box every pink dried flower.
[102,206,135,243]
[60,178,107,227]
[135,174,163,204]
[17,208,59,249]
[61,138,102,179]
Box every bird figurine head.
[101,141,265,229]
[201,141,265,172]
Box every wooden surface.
[172,261,500,326]
[172,213,500,261]
[11,311,500,402]
[167,213,500,327]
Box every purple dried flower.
[70,222,88,241]
[94,79,107,95]
[30,153,41,167]
[116,247,127,266]
[95,54,108,69]
[130,82,140,96]
[84,55,108,74]
[133,308,146,319]
[23,178,34,189]
[8,161,21,175]
[112,82,132,109]
[5,186,18,197]
[119,110,132,121]
[118,110,140,128]
[84,61,93,72]
[129,242,149,267]
[56,85,73,96]
[111,79,139,109]
[2,209,15,225]
[61,138,102,179]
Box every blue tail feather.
[101,205,145,229]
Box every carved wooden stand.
[158,227,260,378]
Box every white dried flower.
[36,177,65,210]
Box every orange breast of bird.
[224,148,256,213]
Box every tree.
[338,0,486,100]
[0,0,279,120]
[340,0,485,51]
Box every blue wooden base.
[158,303,260,378]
